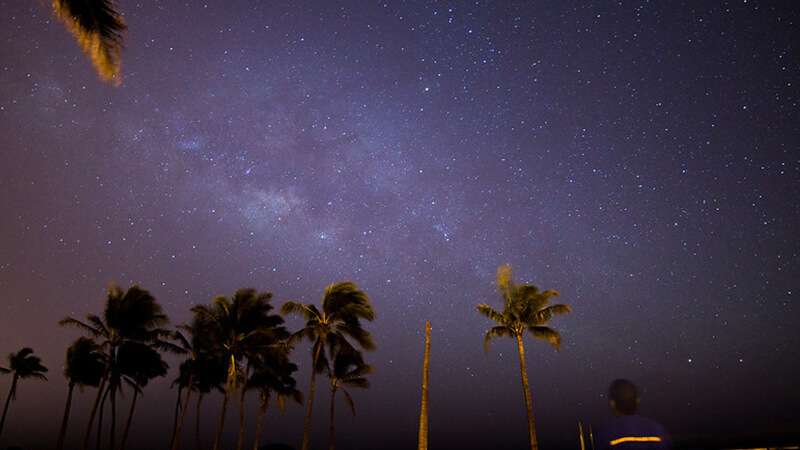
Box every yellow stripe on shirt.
[609,436,663,446]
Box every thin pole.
[417,321,431,450]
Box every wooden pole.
[417,321,431,450]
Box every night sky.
[1,1,799,449]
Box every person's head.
[608,378,639,415]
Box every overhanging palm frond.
[529,326,561,349]
[52,0,126,85]
[343,364,372,380]
[341,389,356,417]
[483,326,512,352]
[59,317,103,337]
[335,322,375,350]
[534,304,571,324]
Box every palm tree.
[281,282,376,450]
[170,325,204,450]
[476,264,571,450]
[170,360,193,450]
[326,348,372,450]
[57,338,105,450]
[190,355,227,450]
[59,283,177,450]
[51,0,126,85]
[246,346,302,450]
[190,288,288,450]
[117,341,169,450]
[0,348,49,439]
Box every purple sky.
[1,1,799,449]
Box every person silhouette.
[595,379,670,450]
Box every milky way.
[1,2,798,449]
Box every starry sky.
[1,1,799,449]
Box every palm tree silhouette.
[0,347,49,439]
[170,325,204,450]
[56,338,105,450]
[281,282,375,450]
[326,348,372,450]
[191,288,288,450]
[51,0,126,84]
[116,341,169,450]
[59,283,177,450]
[170,359,193,450]
[476,264,571,450]
[246,347,302,450]
[190,354,227,450]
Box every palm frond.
[342,377,370,389]
[59,317,102,337]
[496,264,514,306]
[483,326,512,352]
[476,304,505,325]
[87,315,109,336]
[52,0,126,85]
[334,322,375,351]
[280,301,319,321]
[528,326,562,349]
[533,304,571,324]
[341,388,357,417]
[322,282,375,321]
[344,364,373,380]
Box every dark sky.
[1,1,799,449]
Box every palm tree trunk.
[236,386,247,450]
[195,394,204,450]
[170,387,183,449]
[328,386,337,450]
[252,394,268,450]
[300,344,322,450]
[212,388,230,450]
[109,384,118,450]
[172,384,193,450]
[96,383,110,450]
[83,374,108,450]
[515,334,538,450]
[56,382,76,450]
[119,388,138,450]
[0,374,18,440]
[418,321,431,450]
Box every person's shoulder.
[634,415,668,433]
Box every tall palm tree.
[57,338,105,450]
[281,282,376,450]
[191,288,288,450]
[326,348,372,450]
[476,264,571,450]
[246,346,302,450]
[0,348,49,439]
[51,0,126,85]
[117,341,169,450]
[59,284,177,450]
